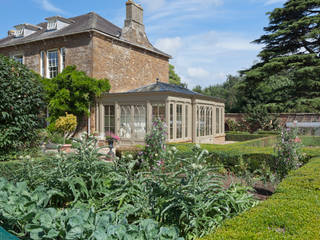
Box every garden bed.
[199,156,320,240]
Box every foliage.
[169,64,187,88]
[275,126,304,179]
[0,178,183,240]
[199,156,320,240]
[0,54,45,155]
[240,0,320,113]
[41,65,110,129]
[103,145,257,239]
[54,113,77,144]
[193,75,243,113]
[142,118,167,168]
[243,105,279,133]
[225,132,272,142]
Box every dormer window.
[47,20,58,31]
[14,27,24,38]
[45,16,74,31]
[13,24,41,38]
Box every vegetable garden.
[1,118,320,239]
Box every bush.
[41,65,110,130]
[0,55,45,157]
[199,156,320,240]
[275,126,303,180]
[226,133,271,142]
[54,113,77,144]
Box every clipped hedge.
[226,133,272,142]
[199,156,320,240]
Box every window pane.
[48,50,58,78]
[14,55,23,64]
[104,105,115,134]
[152,104,166,121]
[176,104,182,139]
[133,105,146,139]
[170,104,173,139]
[120,105,131,139]
[185,105,188,138]
[216,108,220,134]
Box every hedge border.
[199,156,320,240]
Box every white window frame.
[60,48,65,72]
[47,20,57,31]
[46,49,59,79]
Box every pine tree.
[241,0,320,113]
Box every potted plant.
[55,113,77,152]
[105,131,120,155]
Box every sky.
[0,0,286,88]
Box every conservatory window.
[200,106,205,137]
[120,105,132,139]
[47,50,58,78]
[152,104,166,121]
[197,106,200,137]
[170,104,174,139]
[176,104,183,139]
[133,105,146,139]
[216,108,220,134]
[185,105,188,138]
[104,105,115,134]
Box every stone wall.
[92,33,169,93]
[225,113,320,127]
[0,33,93,76]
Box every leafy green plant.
[41,66,110,131]
[275,126,304,179]
[54,113,77,144]
[0,55,45,157]
[0,178,183,240]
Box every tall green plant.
[275,126,303,179]
[41,66,110,130]
[0,55,45,156]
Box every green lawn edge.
[198,156,320,240]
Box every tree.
[42,66,110,130]
[169,64,187,88]
[240,0,320,113]
[192,75,243,112]
[0,55,45,154]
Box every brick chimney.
[122,0,152,48]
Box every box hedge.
[199,156,320,240]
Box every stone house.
[0,0,225,145]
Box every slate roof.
[0,12,169,57]
[127,81,225,103]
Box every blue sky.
[0,0,286,88]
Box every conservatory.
[95,82,225,146]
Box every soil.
[222,173,276,201]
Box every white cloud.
[264,0,286,5]
[33,0,65,14]
[187,67,210,78]
[155,31,261,88]
[155,37,182,55]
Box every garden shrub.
[199,156,320,240]
[0,55,45,158]
[225,133,271,142]
[41,65,110,131]
[54,113,77,144]
[275,126,303,179]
